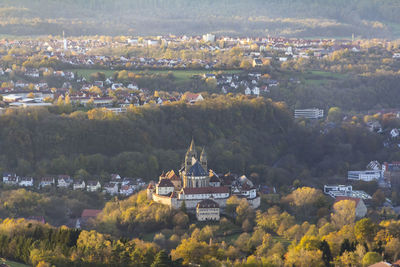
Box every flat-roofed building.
[347,170,382,181]
[294,108,324,119]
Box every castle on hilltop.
[147,139,260,210]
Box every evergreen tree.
[180,200,187,214]
[340,239,353,255]
[151,250,173,267]
[319,240,332,267]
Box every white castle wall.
[151,191,261,210]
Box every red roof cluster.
[81,209,102,218]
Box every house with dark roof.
[3,173,18,185]
[40,177,55,188]
[73,180,85,190]
[156,179,175,196]
[19,177,34,187]
[57,175,73,188]
[196,199,220,221]
[86,180,101,192]
[209,172,221,187]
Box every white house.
[19,177,34,187]
[391,129,400,138]
[57,175,73,188]
[40,177,55,188]
[87,180,101,192]
[3,173,19,185]
[103,183,119,195]
[73,180,86,190]
[120,185,134,196]
[252,87,260,96]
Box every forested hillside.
[0,96,385,186]
[0,0,400,38]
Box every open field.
[303,70,347,85]
[69,69,242,83]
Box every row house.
[3,173,19,185]
[40,177,55,188]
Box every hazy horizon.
[0,0,399,39]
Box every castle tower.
[200,147,207,171]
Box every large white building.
[294,108,324,119]
[347,170,382,181]
[203,33,216,43]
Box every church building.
[147,139,260,210]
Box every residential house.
[73,180,86,190]
[110,174,122,185]
[19,177,34,187]
[40,177,55,188]
[76,209,101,229]
[3,173,19,185]
[252,87,260,96]
[184,93,204,104]
[391,129,400,138]
[252,58,263,67]
[86,180,101,192]
[103,183,119,195]
[120,185,134,196]
[57,175,73,188]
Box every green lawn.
[69,69,241,83]
[303,70,347,85]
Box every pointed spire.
[189,138,195,152]
[200,147,207,159]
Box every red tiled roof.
[181,186,230,195]
[81,209,101,218]
[185,93,201,102]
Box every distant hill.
[0,0,400,38]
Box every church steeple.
[185,138,197,171]
[200,147,207,170]
[189,138,195,152]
